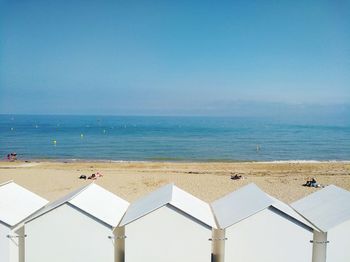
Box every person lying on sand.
[87,172,103,180]
[231,174,243,180]
[88,174,97,180]
[79,172,103,180]
[303,178,322,188]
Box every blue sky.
[0,0,349,116]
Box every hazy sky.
[0,0,349,115]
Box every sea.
[0,115,349,162]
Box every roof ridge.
[67,183,94,202]
[212,182,263,204]
[120,183,182,227]
[169,184,216,228]
[291,184,350,231]
[169,182,176,202]
[288,204,322,232]
[211,183,275,229]
[0,180,13,187]
[264,192,318,231]
[291,184,350,206]
[24,183,93,224]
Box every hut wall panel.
[0,222,10,262]
[25,204,114,262]
[224,208,312,262]
[327,219,350,262]
[9,228,20,262]
[124,205,212,262]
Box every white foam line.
[256,160,350,164]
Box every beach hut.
[24,183,129,262]
[211,183,316,262]
[0,181,48,262]
[118,183,216,262]
[292,185,350,262]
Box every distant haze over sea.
[1,100,349,126]
[0,114,349,162]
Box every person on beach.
[86,172,103,180]
[88,174,97,180]
[231,174,242,180]
[310,178,317,187]
[303,178,319,187]
[6,152,17,161]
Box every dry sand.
[0,160,349,203]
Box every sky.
[0,0,349,116]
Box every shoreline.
[1,158,350,164]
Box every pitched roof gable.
[0,181,48,227]
[26,183,129,227]
[212,183,316,230]
[292,185,350,232]
[120,184,216,228]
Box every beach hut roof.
[292,185,350,232]
[120,183,216,228]
[26,183,129,228]
[0,181,48,227]
[211,183,315,229]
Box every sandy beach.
[0,160,349,204]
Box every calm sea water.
[0,115,349,161]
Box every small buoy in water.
[10,127,14,131]
[53,140,57,145]
[80,133,84,138]
[103,129,106,134]
[35,125,39,128]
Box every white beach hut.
[24,183,129,262]
[118,183,216,262]
[292,185,350,262]
[211,183,316,262]
[0,181,48,262]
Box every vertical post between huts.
[114,227,125,262]
[211,229,225,262]
[16,226,25,262]
[312,231,328,262]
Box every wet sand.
[0,160,349,203]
